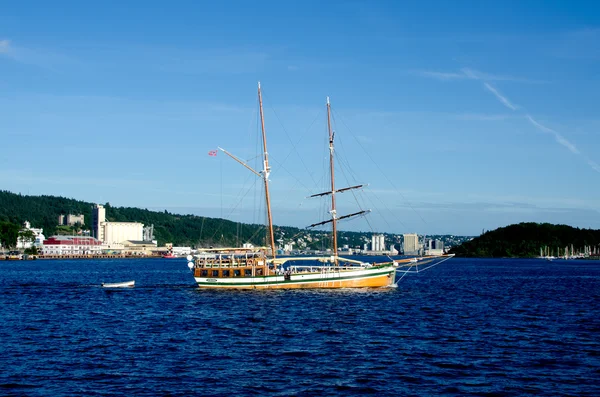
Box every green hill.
[0,190,383,249]
[449,222,600,258]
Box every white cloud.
[0,39,11,55]
[483,83,518,110]
[525,114,580,154]
[587,159,600,173]
[412,67,546,84]
[431,65,600,175]
[453,113,514,121]
[412,70,467,81]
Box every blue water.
[1,258,599,396]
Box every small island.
[449,222,600,258]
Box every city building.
[91,204,143,244]
[58,214,85,226]
[403,233,420,255]
[122,240,159,256]
[371,234,385,252]
[283,242,295,252]
[425,238,445,256]
[42,235,102,256]
[91,204,106,241]
[16,221,45,250]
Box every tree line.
[0,190,380,249]
[449,222,600,257]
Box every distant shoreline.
[1,254,178,261]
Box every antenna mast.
[258,82,277,258]
[326,96,338,263]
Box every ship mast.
[326,96,338,263]
[258,82,277,258]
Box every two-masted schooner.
[187,83,451,289]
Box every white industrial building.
[371,234,385,252]
[91,204,143,244]
[403,233,420,255]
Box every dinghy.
[102,280,135,288]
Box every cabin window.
[211,270,219,277]
[233,269,241,277]
[222,270,230,277]
[244,269,252,276]
[201,270,208,277]
[256,268,264,276]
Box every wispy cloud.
[524,116,600,173]
[452,113,515,121]
[0,39,10,55]
[483,82,518,110]
[412,67,547,84]
[0,39,81,70]
[413,70,467,81]
[525,115,579,154]
[459,67,600,174]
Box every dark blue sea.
[1,258,599,396]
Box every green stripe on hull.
[195,269,394,287]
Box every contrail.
[468,70,599,174]
[483,83,518,111]
[525,114,580,154]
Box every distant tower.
[91,204,106,242]
[371,234,385,252]
[403,233,419,255]
[143,224,155,241]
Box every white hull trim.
[194,266,395,287]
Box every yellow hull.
[251,273,394,289]
[194,269,396,289]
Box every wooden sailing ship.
[187,83,451,289]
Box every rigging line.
[220,153,223,219]
[394,264,415,285]
[334,149,385,234]
[199,217,205,241]
[412,255,453,272]
[333,109,428,225]
[330,112,361,185]
[209,177,259,241]
[265,99,321,188]
[329,114,381,233]
[269,156,314,192]
[247,224,266,245]
[360,185,405,231]
[253,96,262,226]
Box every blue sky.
[1,0,600,236]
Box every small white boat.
[102,280,135,288]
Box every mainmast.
[326,96,338,262]
[258,82,277,258]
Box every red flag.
[208,150,217,157]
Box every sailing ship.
[187,83,453,289]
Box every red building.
[42,235,103,256]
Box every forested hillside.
[449,222,600,257]
[0,190,380,248]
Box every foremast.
[218,82,277,261]
[258,82,277,259]
[326,96,339,264]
